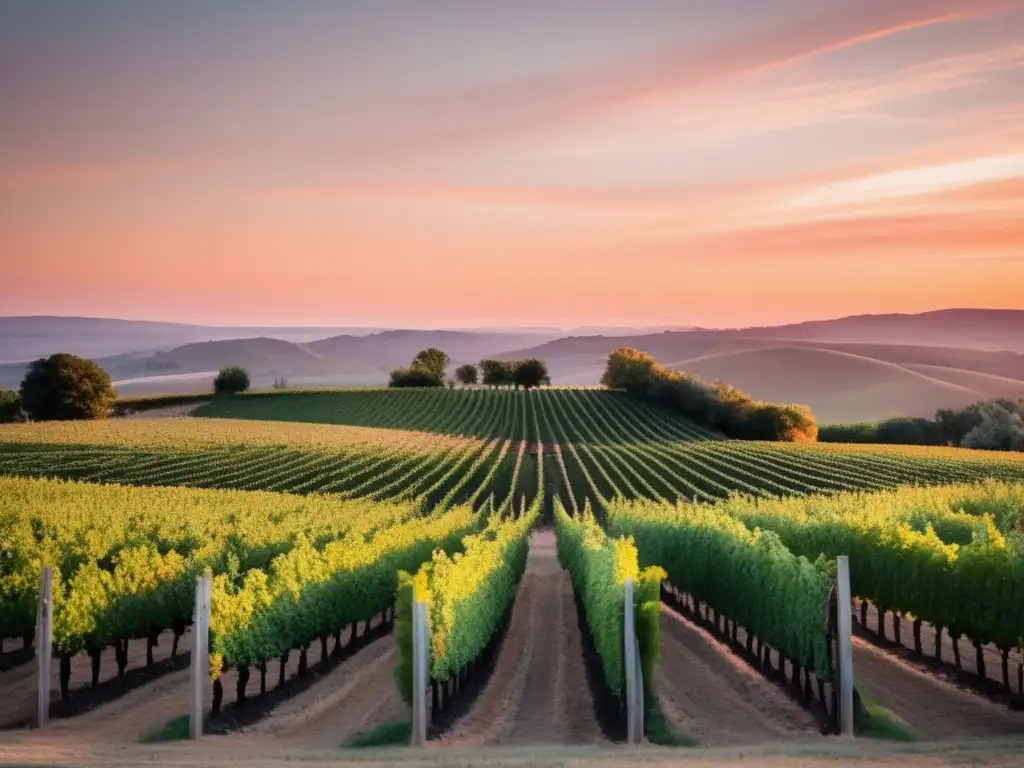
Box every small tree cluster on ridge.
[478,359,550,389]
[389,348,451,388]
[819,398,1024,452]
[601,348,817,442]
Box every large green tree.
[19,353,117,421]
[454,363,478,386]
[512,359,549,389]
[412,348,451,379]
[479,359,513,387]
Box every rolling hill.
[664,345,992,423]
[499,310,1024,422]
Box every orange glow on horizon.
[2,0,1023,327]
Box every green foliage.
[213,366,250,395]
[554,499,665,699]
[856,691,916,741]
[209,506,476,675]
[19,353,117,421]
[479,359,514,387]
[601,348,818,442]
[0,389,26,423]
[512,358,550,389]
[822,400,1024,452]
[600,348,660,395]
[454,363,478,386]
[961,402,1024,451]
[817,422,878,443]
[346,717,412,747]
[644,696,697,746]
[412,348,451,380]
[388,365,444,388]
[719,482,1024,651]
[607,497,834,680]
[395,448,544,702]
[141,714,190,742]
[0,474,436,654]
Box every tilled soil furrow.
[852,637,1024,740]
[249,637,402,747]
[441,529,605,745]
[657,605,821,747]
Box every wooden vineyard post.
[624,578,643,744]
[35,566,53,729]
[411,597,429,745]
[189,575,211,740]
[836,556,855,737]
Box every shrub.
[961,403,1024,451]
[876,416,942,446]
[0,389,26,423]
[600,348,660,396]
[454,363,478,386]
[601,348,818,442]
[213,366,250,395]
[19,353,117,421]
[389,365,444,388]
[817,422,880,443]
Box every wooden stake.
[189,575,211,740]
[411,599,428,745]
[35,566,53,729]
[835,556,855,738]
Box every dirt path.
[0,627,190,729]
[440,529,605,746]
[852,637,1024,740]
[42,668,191,744]
[857,600,1022,689]
[656,605,822,747]
[5,738,1024,768]
[246,636,405,748]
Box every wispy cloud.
[330,0,1020,160]
[791,154,1024,208]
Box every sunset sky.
[2,0,1023,329]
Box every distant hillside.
[307,329,564,371]
[733,309,1024,351]
[666,345,994,423]
[499,310,1024,422]
[145,337,370,376]
[0,316,387,363]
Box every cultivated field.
[2,388,1023,764]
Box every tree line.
[819,399,1024,452]
[600,347,818,442]
[388,348,550,390]
[0,353,252,423]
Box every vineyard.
[2,387,1024,759]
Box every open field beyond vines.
[2,387,1024,760]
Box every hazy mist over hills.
[2,309,1023,421]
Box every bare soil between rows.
[656,605,822,746]
[438,529,606,746]
[854,599,1024,704]
[851,637,1024,740]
